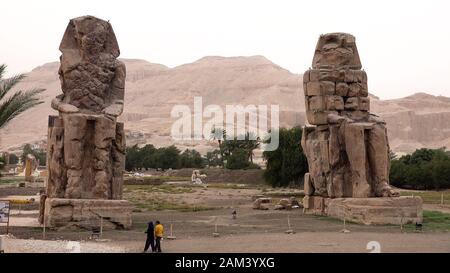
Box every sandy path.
[423,204,450,214]
[109,232,450,253]
[4,232,449,253]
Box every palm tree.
[210,125,227,167]
[242,132,260,163]
[0,64,44,129]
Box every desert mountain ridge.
[1,56,450,155]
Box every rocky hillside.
[0,57,449,155]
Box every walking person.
[154,220,164,253]
[143,221,155,253]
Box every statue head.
[312,33,361,70]
[57,16,123,112]
[59,15,120,67]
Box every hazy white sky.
[1,0,449,99]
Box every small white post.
[0,235,5,253]
[100,217,103,238]
[43,217,46,240]
[340,205,350,233]
[441,193,444,206]
[212,217,220,237]
[287,215,291,230]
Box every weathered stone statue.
[24,154,38,182]
[301,33,422,225]
[41,16,132,229]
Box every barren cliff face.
[0,57,449,154]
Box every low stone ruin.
[253,197,271,210]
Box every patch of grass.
[202,183,255,190]
[264,191,305,198]
[313,215,344,224]
[404,210,450,232]
[127,195,214,212]
[124,176,190,185]
[0,176,24,184]
[0,179,19,184]
[313,214,363,225]
[124,184,194,194]
[400,190,450,205]
[124,184,214,212]
[0,176,25,185]
[126,175,190,181]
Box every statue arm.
[51,94,79,113]
[103,60,126,117]
[327,113,353,124]
[368,113,386,124]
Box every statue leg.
[303,127,328,197]
[63,114,87,199]
[92,116,116,199]
[367,123,400,197]
[344,123,371,198]
[111,123,125,199]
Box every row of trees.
[125,145,203,171]
[125,129,263,171]
[390,148,450,190]
[0,144,46,168]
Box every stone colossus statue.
[302,33,399,198]
[47,16,126,200]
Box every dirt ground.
[1,182,450,253]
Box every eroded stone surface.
[303,196,423,225]
[302,33,399,199]
[43,16,130,229]
[44,198,133,229]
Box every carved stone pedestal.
[303,196,423,225]
[44,198,133,230]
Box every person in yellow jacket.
[154,220,164,252]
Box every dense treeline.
[390,148,450,190]
[125,144,204,171]
[210,128,261,170]
[125,130,262,171]
[263,127,309,187]
[0,144,45,172]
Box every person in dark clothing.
[143,221,155,253]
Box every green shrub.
[263,127,308,187]
[390,148,450,190]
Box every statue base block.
[44,198,133,230]
[303,196,423,225]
